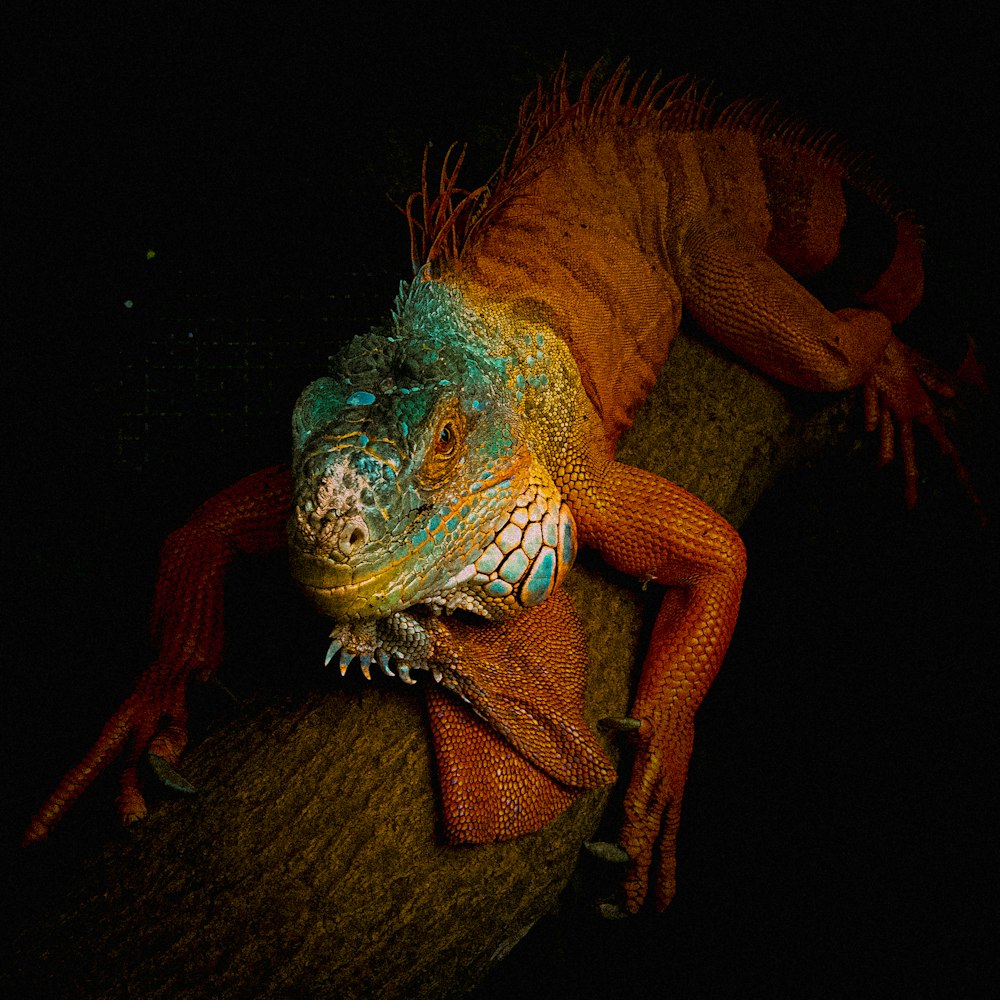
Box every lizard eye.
[418,403,466,489]
[435,420,457,456]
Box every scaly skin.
[25,62,976,912]
[22,466,293,846]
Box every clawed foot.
[324,611,467,691]
[23,676,195,845]
[864,336,983,518]
[589,714,694,913]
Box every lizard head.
[287,276,576,679]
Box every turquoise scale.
[521,522,542,559]
[558,504,577,570]
[520,547,557,606]
[499,548,530,584]
[484,579,513,598]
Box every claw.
[324,638,342,667]
[377,649,394,677]
[338,648,354,676]
[596,902,629,920]
[208,675,241,704]
[148,752,197,794]
[358,653,372,681]
[955,336,987,390]
[584,840,631,864]
[117,786,148,826]
[599,716,643,733]
[397,661,416,685]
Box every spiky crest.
[405,59,911,270]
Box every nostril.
[339,520,369,557]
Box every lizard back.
[411,62,924,445]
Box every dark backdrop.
[3,4,996,996]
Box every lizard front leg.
[23,465,292,845]
[574,461,747,911]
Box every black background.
[3,3,996,996]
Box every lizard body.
[25,63,970,912]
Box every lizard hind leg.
[676,217,979,511]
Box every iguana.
[23,62,976,913]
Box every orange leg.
[23,465,292,845]
[575,461,747,910]
[677,218,976,509]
